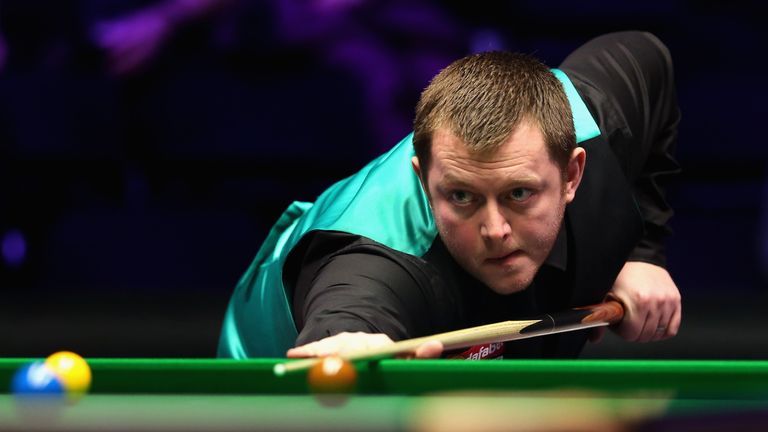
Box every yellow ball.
[44,351,91,399]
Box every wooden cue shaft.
[274,300,624,376]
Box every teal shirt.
[217,69,600,358]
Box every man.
[218,31,682,360]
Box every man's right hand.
[286,332,444,359]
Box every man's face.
[413,122,584,294]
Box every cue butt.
[580,299,624,325]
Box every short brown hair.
[413,52,575,180]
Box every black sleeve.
[560,31,681,267]
[293,245,439,346]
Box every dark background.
[1,0,766,359]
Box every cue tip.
[274,357,321,376]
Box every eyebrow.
[439,172,542,188]
[439,173,474,188]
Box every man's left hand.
[603,261,681,343]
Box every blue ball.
[11,362,64,397]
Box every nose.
[480,202,511,242]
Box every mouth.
[485,250,524,266]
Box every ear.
[564,147,586,203]
[411,156,431,200]
[411,156,422,179]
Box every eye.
[508,188,533,202]
[450,190,476,205]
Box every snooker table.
[2,358,767,431]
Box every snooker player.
[218,31,682,360]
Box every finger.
[286,349,306,358]
[616,306,646,342]
[369,334,394,349]
[335,333,393,356]
[645,300,669,342]
[310,333,391,357]
[286,343,318,358]
[653,298,678,341]
[414,340,443,358]
[290,333,349,358]
[650,312,671,342]
[630,308,651,343]
[638,306,662,343]
[653,291,682,341]
[313,332,356,357]
[665,300,682,339]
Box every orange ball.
[307,357,357,394]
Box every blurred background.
[1,0,766,359]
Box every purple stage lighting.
[2,229,27,267]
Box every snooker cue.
[274,300,624,376]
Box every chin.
[484,275,534,295]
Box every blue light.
[2,229,27,267]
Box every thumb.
[414,340,444,358]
